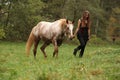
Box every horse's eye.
[66,27,69,30]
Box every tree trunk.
[95,19,99,35]
[5,2,11,27]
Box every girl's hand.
[88,36,90,40]
[71,35,75,39]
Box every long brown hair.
[82,10,90,27]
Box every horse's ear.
[66,19,69,24]
[72,20,74,24]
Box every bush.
[88,35,108,45]
[0,28,5,39]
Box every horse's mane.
[59,19,73,29]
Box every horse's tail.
[26,31,35,56]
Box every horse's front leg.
[52,39,58,57]
[40,41,50,58]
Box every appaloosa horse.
[26,19,74,58]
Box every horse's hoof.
[26,55,29,57]
[45,56,47,58]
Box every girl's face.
[83,12,89,19]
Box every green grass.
[0,41,120,80]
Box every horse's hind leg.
[40,41,50,58]
[33,39,39,58]
[53,46,58,57]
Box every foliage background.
[0,0,120,42]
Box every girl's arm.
[73,19,81,37]
[88,21,91,39]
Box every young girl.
[73,10,91,57]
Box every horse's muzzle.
[69,36,73,40]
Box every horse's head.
[65,19,74,40]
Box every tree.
[102,0,120,40]
[3,0,45,41]
[0,0,119,41]
[41,0,66,20]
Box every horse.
[26,19,74,58]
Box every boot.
[79,52,83,58]
[73,48,78,56]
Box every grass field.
[0,41,120,80]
